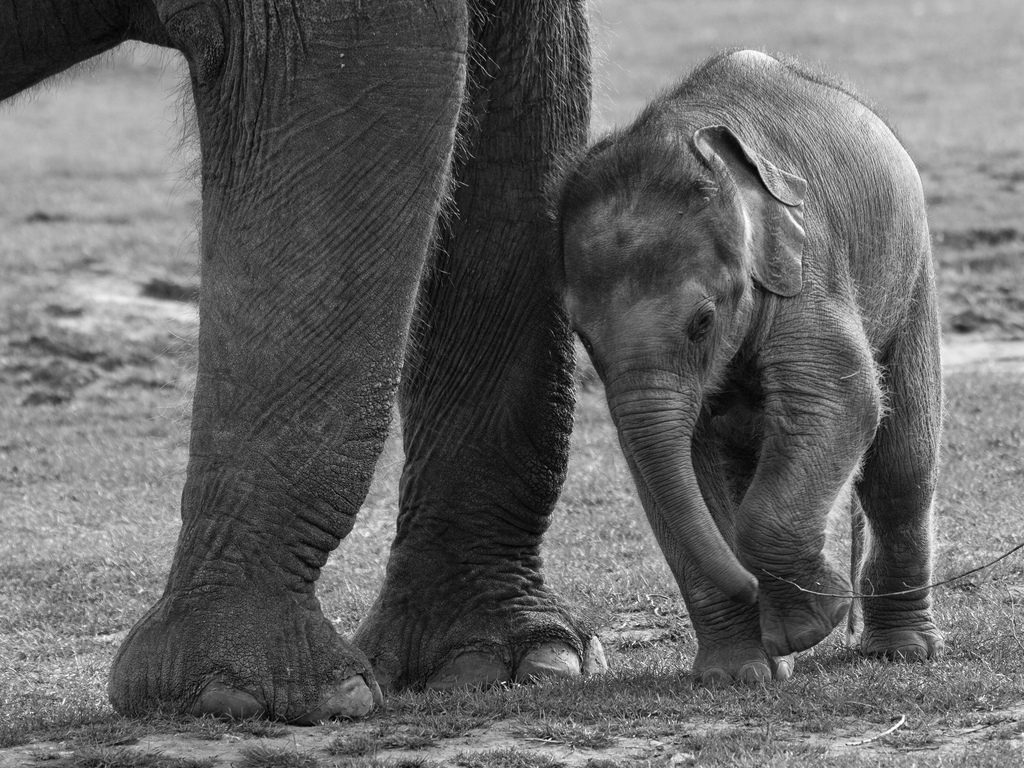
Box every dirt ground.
[2,702,1023,768]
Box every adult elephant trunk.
[607,376,759,604]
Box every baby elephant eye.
[687,303,716,343]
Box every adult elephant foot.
[353,558,607,691]
[756,558,851,657]
[859,625,944,662]
[694,642,796,685]
[109,586,382,723]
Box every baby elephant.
[554,50,943,684]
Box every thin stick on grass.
[844,714,906,747]
[762,541,1024,599]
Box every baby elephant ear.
[692,125,808,297]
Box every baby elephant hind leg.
[856,277,945,661]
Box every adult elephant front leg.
[353,0,606,690]
[108,1,468,721]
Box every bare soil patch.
[2,701,1023,768]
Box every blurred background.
[1,0,1021,350]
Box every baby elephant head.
[554,124,810,604]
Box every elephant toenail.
[515,642,582,683]
[425,651,510,690]
[292,674,377,724]
[369,677,384,706]
[772,654,796,681]
[192,680,263,720]
[699,668,730,687]
[737,662,772,684]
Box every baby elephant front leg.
[739,321,882,657]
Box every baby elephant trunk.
[607,378,759,604]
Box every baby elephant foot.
[860,625,944,662]
[110,587,382,723]
[757,560,851,657]
[858,584,943,662]
[695,643,796,686]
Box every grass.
[509,719,617,750]
[2,0,1023,766]
[69,749,217,768]
[236,745,321,768]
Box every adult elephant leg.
[352,0,604,690]
[738,302,881,657]
[109,1,468,721]
[856,270,944,660]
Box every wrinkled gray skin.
[2,0,607,722]
[555,50,944,684]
